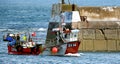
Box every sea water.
[0,0,120,64]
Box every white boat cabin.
[63,29,79,42]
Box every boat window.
[74,34,77,37]
[61,12,72,22]
[70,33,77,38]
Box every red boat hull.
[65,41,80,54]
[8,45,42,55]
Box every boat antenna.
[68,0,70,4]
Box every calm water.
[0,0,120,64]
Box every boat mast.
[60,0,71,4]
[60,0,65,4]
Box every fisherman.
[23,34,27,42]
[16,34,20,45]
[27,38,36,47]
[6,34,14,42]
[22,42,27,48]
[6,34,16,46]
[9,39,16,46]
[16,34,20,41]
[29,38,37,54]
[3,33,10,41]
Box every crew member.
[6,34,16,46]
[23,34,27,42]
[27,38,36,47]
[16,34,20,45]
[6,34,14,42]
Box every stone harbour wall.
[76,7,120,52]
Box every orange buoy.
[52,47,58,53]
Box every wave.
[0,29,17,32]
[0,28,47,32]
[37,28,47,31]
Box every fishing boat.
[3,0,81,56]
[3,32,44,55]
[42,0,81,56]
